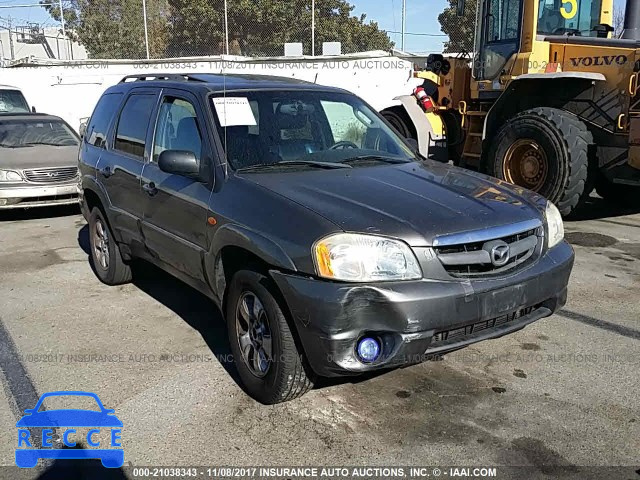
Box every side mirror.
[456,0,465,16]
[31,106,36,113]
[158,150,200,177]
[78,121,87,139]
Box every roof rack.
[119,74,206,83]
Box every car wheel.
[88,207,132,285]
[226,270,314,404]
[488,107,593,216]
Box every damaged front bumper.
[271,240,574,377]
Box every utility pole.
[58,0,67,59]
[224,0,229,54]
[142,0,150,59]
[8,17,14,60]
[311,0,315,56]
[401,0,406,51]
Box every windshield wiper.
[339,155,412,165]
[236,160,352,172]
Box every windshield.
[0,118,79,148]
[537,0,603,36]
[0,89,30,113]
[211,91,416,171]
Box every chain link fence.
[1,0,480,62]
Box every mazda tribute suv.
[78,74,573,404]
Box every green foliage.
[438,0,478,53]
[41,0,169,58]
[42,0,393,59]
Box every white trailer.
[0,51,423,135]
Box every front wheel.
[226,270,314,404]
[88,207,132,285]
[488,107,592,216]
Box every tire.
[595,175,640,207]
[488,107,592,216]
[88,206,132,285]
[226,270,313,404]
[382,108,416,140]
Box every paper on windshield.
[213,97,257,127]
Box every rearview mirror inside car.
[158,150,200,178]
[456,0,465,16]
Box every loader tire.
[488,107,592,216]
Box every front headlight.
[544,201,564,248]
[0,169,23,182]
[313,233,422,282]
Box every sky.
[0,0,626,55]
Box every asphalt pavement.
[0,197,638,479]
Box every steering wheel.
[330,141,358,150]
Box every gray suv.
[78,74,574,404]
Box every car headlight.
[313,233,422,282]
[0,169,22,182]
[544,201,564,248]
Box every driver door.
[475,0,523,81]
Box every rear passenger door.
[99,89,158,246]
[140,89,213,283]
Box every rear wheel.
[88,207,132,285]
[488,107,592,216]
[226,270,313,404]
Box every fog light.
[357,337,381,363]
[0,199,6,206]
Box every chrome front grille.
[24,167,78,184]
[433,220,543,278]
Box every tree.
[43,0,392,59]
[41,0,170,59]
[613,4,625,38]
[438,0,477,53]
[167,0,393,56]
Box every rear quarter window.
[114,94,156,158]
[86,93,123,148]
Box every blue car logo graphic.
[15,391,123,468]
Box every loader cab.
[471,0,610,82]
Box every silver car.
[0,114,80,209]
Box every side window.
[487,0,522,42]
[86,93,123,148]
[114,94,156,158]
[153,96,203,162]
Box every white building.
[0,25,87,65]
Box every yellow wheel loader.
[392,0,640,216]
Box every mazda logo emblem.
[483,240,511,267]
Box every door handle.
[142,182,158,197]
[99,166,113,178]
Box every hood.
[0,145,78,170]
[240,161,547,246]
